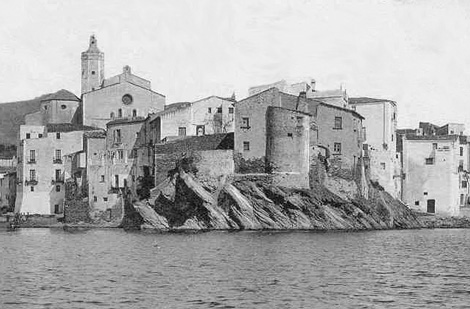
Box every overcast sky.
[0,0,469,129]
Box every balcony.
[27,159,36,164]
[25,179,38,186]
[53,158,63,164]
[109,187,122,194]
[51,177,64,184]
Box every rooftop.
[40,89,80,102]
[106,116,146,127]
[84,131,106,139]
[405,134,461,141]
[349,97,396,105]
[46,123,101,133]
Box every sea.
[1,228,470,308]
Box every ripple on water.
[2,229,470,308]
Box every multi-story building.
[15,123,101,215]
[402,134,469,216]
[80,35,165,129]
[148,95,236,143]
[349,97,401,198]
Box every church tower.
[81,35,104,94]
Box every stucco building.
[0,168,16,212]
[349,97,401,198]
[402,134,469,216]
[15,123,101,215]
[80,35,165,129]
[149,95,236,143]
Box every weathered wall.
[266,106,310,189]
[403,137,463,216]
[82,80,165,129]
[316,103,363,171]
[41,100,80,124]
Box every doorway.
[427,199,436,213]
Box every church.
[80,35,166,129]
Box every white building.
[349,97,401,198]
[402,134,469,216]
[149,95,236,143]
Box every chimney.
[296,91,307,111]
[310,79,316,92]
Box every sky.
[0,0,470,130]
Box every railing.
[109,187,122,194]
[27,159,36,164]
[53,158,63,164]
[25,179,38,185]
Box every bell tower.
[81,35,104,94]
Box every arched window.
[118,109,122,118]
[110,112,115,119]
[132,109,137,117]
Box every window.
[196,125,205,136]
[55,169,61,181]
[296,116,303,126]
[333,142,342,154]
[29,150,36,163]
[243,141,250,151]
[334,117,343,129]
[103,197,108,202]
[115,129,121,143]
[94,196,97,202]
[241,117,250,129]
[26,133,30,139]
[114,175,119,188]
[100,175,105,182]
[118,109,122,118]
[91,70,96,75]
[56,132,61,139]
[178,127,186,136]
[208,107,212,113]
[110,112,115,119]
[424,192,428,195]
[61,104,66,110]
[31,186,34,192]
[55,149,61,160]
[30,170,36,181]
[287,133,293,137]
[461,194,465,206]
[415,201,419,206]
[229,107,234,114]
[56,185,60,192]
[117,150,124,160]
[44,106,48,110]
[462,181,467,188]
[380,162,386,170]
[391,134,394,142]
[459,160,464,171]
[132,109,137,117]
[217,107,222,113]
[38,134,43,138]
[54,204,60,214]
[425,158,434,165]
[460,147,464,156]
[432,143,438,150]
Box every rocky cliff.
[130,169,423,231]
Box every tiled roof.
[46,123,101,133]
[106,116,146,126]
[349,97,395,105]
[155,133,234,153]
[319,102,364,119]
[40,89,80,102]
[164,102,192,111]
[84,131,106,138]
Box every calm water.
[1,228,470,309]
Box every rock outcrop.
[130,169,424,231]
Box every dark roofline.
[106,116,147,127]
[82,79,165,98]
[349,97,396,106]
[237,87,278,104]
[319,102,364,119]
[46,123,101,133]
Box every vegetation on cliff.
[130,168,423,231]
